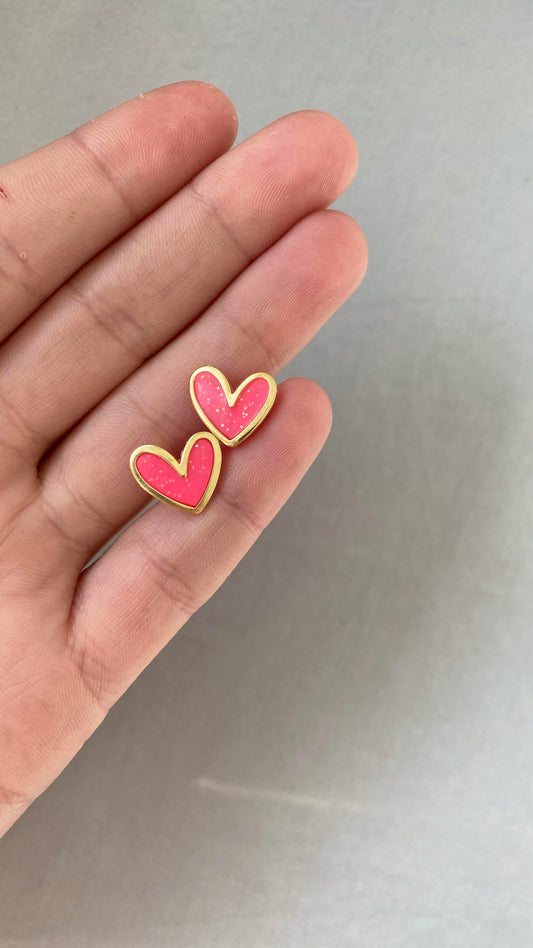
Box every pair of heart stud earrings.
[129,366,277,514]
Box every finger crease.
[38,490,91,557]
[0,783,32,814]
[68,646,111,721]
[0,486,39,548]
[41,472,117,537]
[142,542,199,619]
[127,388,183,443]
[0,381,44,453]
[216,489,265,538]
[231,308,279,369]
[63,276,154,364]
[68,126,140,223]
[188,177,253,267]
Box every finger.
[0,81,238,341]
[38,208,367,564]
[68,378,331,706]
[0,111,358,462]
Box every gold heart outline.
[189,365,277,447]
[129,432,222,514]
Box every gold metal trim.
[129,432,222,514]
[189,365,277,447]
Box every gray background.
[1,1,532,945]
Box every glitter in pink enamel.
[193,372,271,440]
[135,438,215,507]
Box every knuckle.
[217,489,265,538]
[63,275,154,364]
[188,176,252,266]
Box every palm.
[0,81,366,836]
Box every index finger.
[0,80,238,342]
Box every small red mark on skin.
[0,186,7,199]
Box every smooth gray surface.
[1,1,533,945]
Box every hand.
[0,81,367,836]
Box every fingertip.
[314,209,369,292]
[302,109,359,170]
[166,80,239,132]
[285,109,359,185]
[115,79,239,151]
[255,109,359,200]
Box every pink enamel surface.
[194,372,270,439]
[135,438,214,507]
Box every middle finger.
[0,110,357,462]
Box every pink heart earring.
[189,366,277,447]
[129,432,221,514]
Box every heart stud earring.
[190,366,277,447]
[129,432,222,513]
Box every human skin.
[0,81,367,836]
